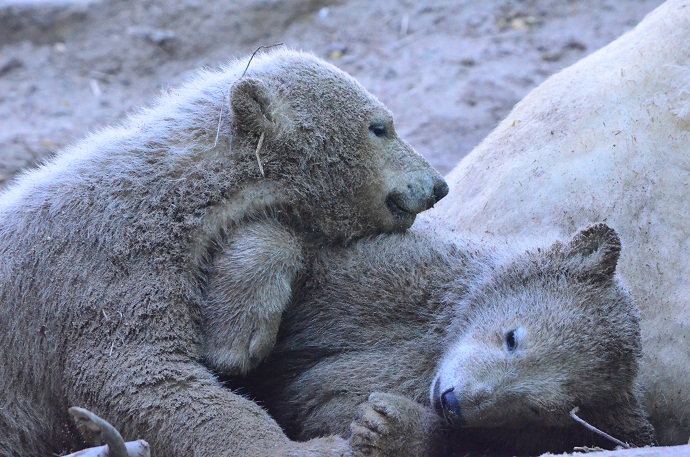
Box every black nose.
[433,179,449,203]
[437,387,463,427]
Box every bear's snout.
[432,378,464,428]
[433,179,450,203]
[386,176,448,223]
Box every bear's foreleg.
[65,343,350,457]
[203,219,305,375]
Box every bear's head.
[229,49,447,242]
[431,224,643,430]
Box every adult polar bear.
[431,0,689,445]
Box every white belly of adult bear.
[0,48,447,456]
[430,0,689,445]
[236,223,654,456]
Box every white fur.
[430,0,690,444]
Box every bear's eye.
[369,122,388,138]
[505,330,518,352]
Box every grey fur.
[237,223,655,456]
[0,48,445,456]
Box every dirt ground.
[0,0,665,187]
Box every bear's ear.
[230,77,276,135]
[563,223,621,282]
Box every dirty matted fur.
[238,223,654,456]
[0,48,445,456]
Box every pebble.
[0,57,24,77]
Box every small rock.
[126,26,177,53]
[384,68,398,80]
[326,44,347,61]
[146,29,176,46]
[0,57,24,77]
[510,16,540,31]
[565,40,586,51]
[89,78,101,98]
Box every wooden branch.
[66,407,150,457]
[63,440,150,457]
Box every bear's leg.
[65,346,350,457]
[203,219,304,375]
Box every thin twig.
[400,13,409,37]
[214,43,283,149]
[255,131,265,176]
[213,88,230,148]
[241,43,284,78]
[570,407,630,449]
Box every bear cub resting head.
[229,223,655,456]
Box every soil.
[0,0,664,187]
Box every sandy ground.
[543,444,690,457]
[0,0,679,455]
[0,0,665,186]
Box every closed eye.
[369,122,388,138]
